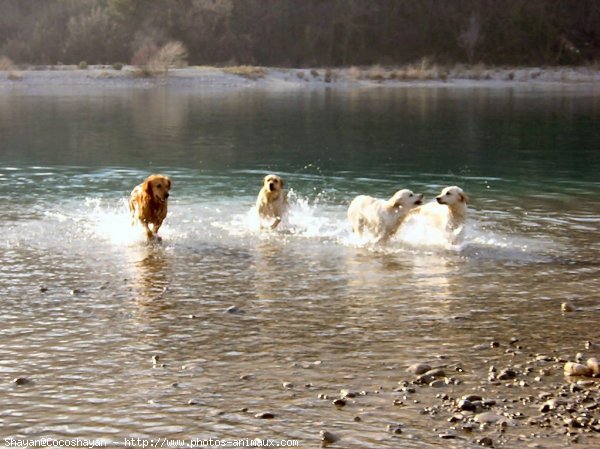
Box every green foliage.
[0,0,598,66]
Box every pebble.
[477,437,494,447]
[563,362,593,377]
[448,414,464,423]
[458,399,476,411]
[429,379,447,388]
[39,286,48,293]
[13,377,32,386]
[254,412,275,419]
[283,382,294,389]
[320,430,338,446]
[561,301,575,312]
[498,368,517,380]
[407,363,431,375]
[425,368,446,378]
[387,424,402,434]
[439,432,457,439]
[587,357,599,375]
[475,412,510,425]
[340,389,357,398]
[225,305,241,314]
[539,398,565,412]
[332,398,346,407]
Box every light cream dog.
[407,185,469,244]
[348,189,423,243]
[256,174,288,230]
[129,174,171,240]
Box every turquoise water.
[0,85,599,447]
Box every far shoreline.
[1,64,599,91]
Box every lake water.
[0,83,599,448]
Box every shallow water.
[0,85,599,447]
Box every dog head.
[436,186,468,205]
[144,174,171,203]
[262,174,284,194]
[390,189,423,209]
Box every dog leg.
[270,217,281,230]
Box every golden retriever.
[256,174,288,230]
[406,185,469,244]
[129,174,172,240]
[348,189,423,243]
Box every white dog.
[406,186,469,244]
[348,189,423,243]
[256,174,288,230]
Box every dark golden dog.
[129,174,171,240]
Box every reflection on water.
[0,86,599,447]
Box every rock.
[539,398,565,412]
[448,414,464,423]
[340,389,357,398]
[283,382,294,389]
[475,412,511,425]
[458,399,476,411]
[225,305,241,314]
[561,301,575,312]
[429,379,447,388]
[70,288,85,295]
[463,394,483,402]
[151,355,159,364]
[187,399,205,406]
[387,424,402,434]
[320,430,338,446]
[407,363,431,375]
[439,432,457,439]
[416,374,435,384]
[332,398,346,407]
[587,357,600,375]
[254,412,275,419]
[13,377,32,386]
[39,286,48,293]
[425,368,446,378]
[564,362,593,377]
[240,374,253,381]
[478,437,494,447]
[498,368,517,380]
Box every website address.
[125,438,300,448]
[3,438,300,448]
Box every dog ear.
[459,192,469,203]
[144,180,153,198]
[166,177,171,190]
[279,178,285,188]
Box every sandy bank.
[1,65,600,91]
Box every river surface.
[0,83,599,448]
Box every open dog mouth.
[415,199,423,205]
